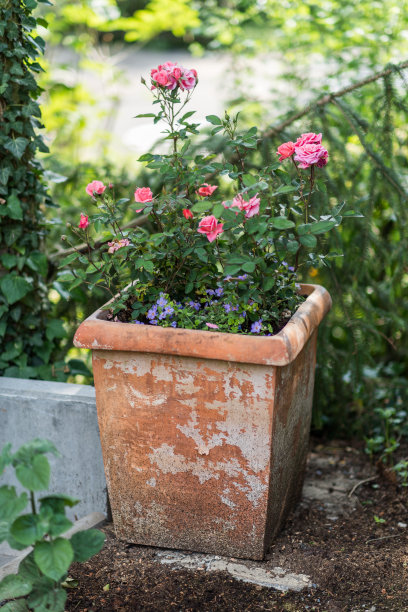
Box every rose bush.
[60,61,346,335]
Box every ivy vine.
[0,0,67,379]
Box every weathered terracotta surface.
[74,284,331,560]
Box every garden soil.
[66,439,408,611]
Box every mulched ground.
[66,439,408,611]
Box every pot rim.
[73,283,331,366]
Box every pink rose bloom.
[179,69,196,90]
[276,141,295,162]
[173,67,182,79]
[197,183,218,197]
[294,144,329,169]
[206,322,219,329]
[134,187,153,212]
[197,215,224,243]
[154,70,169,87]
[241,194,260,218]
[295,132,322,147]
[78,213,89,229]
[86,180,106,197]
[108,238,130,254]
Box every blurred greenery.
[15,0,407,444]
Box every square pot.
[74,283,331,560]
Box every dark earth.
[66,439,408,611]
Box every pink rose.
[276,141,295,162]
[197,215,224,243]
[206,322,219,329]
[241,194,260,218]
[154,70,169,87]
[179,69,196,91]
[294,144,328,169]
[108,238,130,254]
[78,213,89,229]
[295,132,322,147]
[173,67,182,79]
[134,187,153,203]
[86,180,106,197]
[197,183,218,197]
[183,208,193,220]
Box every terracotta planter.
[74,283,331,560]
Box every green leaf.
[272,184,298,195]
[287,240,300,254]
[0,574,32,600]
[27,576,67,611]
[18,552,41,583]
[26,252,48,276]
[45,319,66,341]
[242,261,256,273]
[0,600,30,611]
[0,167,11,185]
[0,486,28,524]
[263,277,275,291]
[134,113,156,118]
[242,173,257,186]
[270,217,295,229]
[192,201,211,213]
[15,454,50,491]
[34,538,74,581]
[47,514,73,537]
[4,138,29,159]
[343,210,364,217]
[309,220,337,234]
[0,444,13,474]
[39,494,79,514]
[58,252,79,268]
[10,514,46,547]
[206,114,222,125]
[0,275,32,305]
[70,529,105,563]
[299,234,317,248]
[6,194,23,221]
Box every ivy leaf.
[34,538,74,581]
[70,529,105,563]
[0,275,32,304]
[6,194,23,220]
[4,138,29,159]
[0,167,11,185]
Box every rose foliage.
[60,61,345,336]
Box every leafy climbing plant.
[0,439,105,612]
[0,0,68,380]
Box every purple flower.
[237,274,248,281]
[149,319,158,325]
[232,305,239,311]
[288,266,295,272]
[242,311,246,318]
[146,306,158,320]
[224,275,232,281]
[215,287,224,297]
[164,306,174,316]
[251,320,262,333]
[157,296,168,307]
[224,303,231,313]
[170,321,177,328]
[282,261,288,267]
[206,289,215,295]
[159,312,167,320]
[133,320,144,325]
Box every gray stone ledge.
[0,377,107,520]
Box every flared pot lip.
[73,283,331,366]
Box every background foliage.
[1,0,407,450]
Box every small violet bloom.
[251,320,263,333]
[215,287,224,297]
[170,321,177,328]
[156,296,168,307]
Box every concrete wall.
[0,377,107,520]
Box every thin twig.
[263,60,408,138]
[348,476,377,498]
[366,534,401,544]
